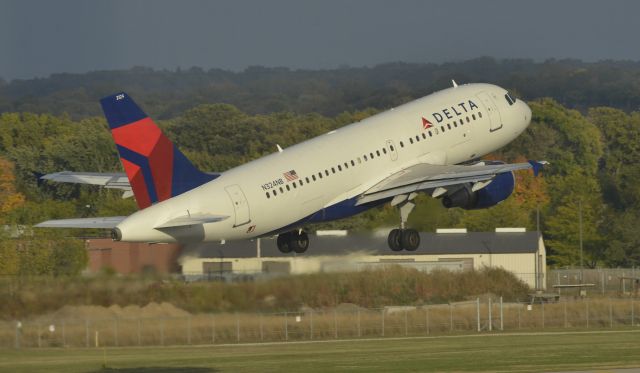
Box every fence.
[2,297,639,349]
[548,268,640,294]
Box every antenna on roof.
[452,80,458,88]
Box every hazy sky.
[1,0,639,80]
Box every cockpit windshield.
[505,92,517,106]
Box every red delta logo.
[421,117,433,130]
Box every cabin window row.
[399,112,483,148]
[265,144,391,199]
[266,111,484,199]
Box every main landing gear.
[387,194,420,252]
[277,230,309,254]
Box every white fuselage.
[115,83,531,243]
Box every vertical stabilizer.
[100,92,217,209]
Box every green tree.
[0,232,19,275]
[545,171,605,267]
[589,107,640,208]
[602,210,640,267]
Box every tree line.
[2,58,640,120]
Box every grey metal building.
[180,229,546,289]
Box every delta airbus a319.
[37,82,546,253]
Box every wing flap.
[35,216,127,229]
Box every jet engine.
[442,171,515,210]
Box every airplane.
[37,82,545,253]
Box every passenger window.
[441,126,445,132]
[390,145,395,151]
[293,183,297,189]
[312,175,316,181]
[338,165,342,171]
[279,187,284,193]
[415,135,420,142]
[376,150,381,156]
[421,133,426,140]
[318,172,323,179]
[305,177,310,183]
[351,160,355,166]
[400,141,404,148]
[409,138,414,144]
[478,112,483,118]
[428,131,433,137]
[364,155,368,161]
[273,190,277,196]
[299,180,303,186]
[447,124,451,130]
[382,148,387,154]
[370,152,374,158]
[472,114,476,120]
[459,119,463,125]
[286,184,290,191]
[266,192,270,198]
[332,167,336,173]
[325,170,329,176]
[344,162,349,169]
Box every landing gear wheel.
[388,229,403,251]
[277,233,292,253]
[401,229,420,251]
[290,231,309,254]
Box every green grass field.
[2,330,640,373]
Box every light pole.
[579,200,583,282]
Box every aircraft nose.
[521,100,532,125]
[517,100,531,127]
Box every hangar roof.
[183,232,542,259]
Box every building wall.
[86,239,182,274]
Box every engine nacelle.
[442,171,515,210]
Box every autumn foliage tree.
[0,157,24,221]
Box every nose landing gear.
[387,195,420,251]
[277,230,309,254]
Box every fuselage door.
[386,140,398,161]
[225,185,251,227]
[476,91,503,132]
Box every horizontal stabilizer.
[35,216,127,229]
[41,171,131,190]
[154,213,229,229]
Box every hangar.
[180,228,546,289]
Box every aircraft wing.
[35,216,127,229]
[356,160,546,205]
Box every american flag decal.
[283,170,298,182]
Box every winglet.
[528,160,549,177]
